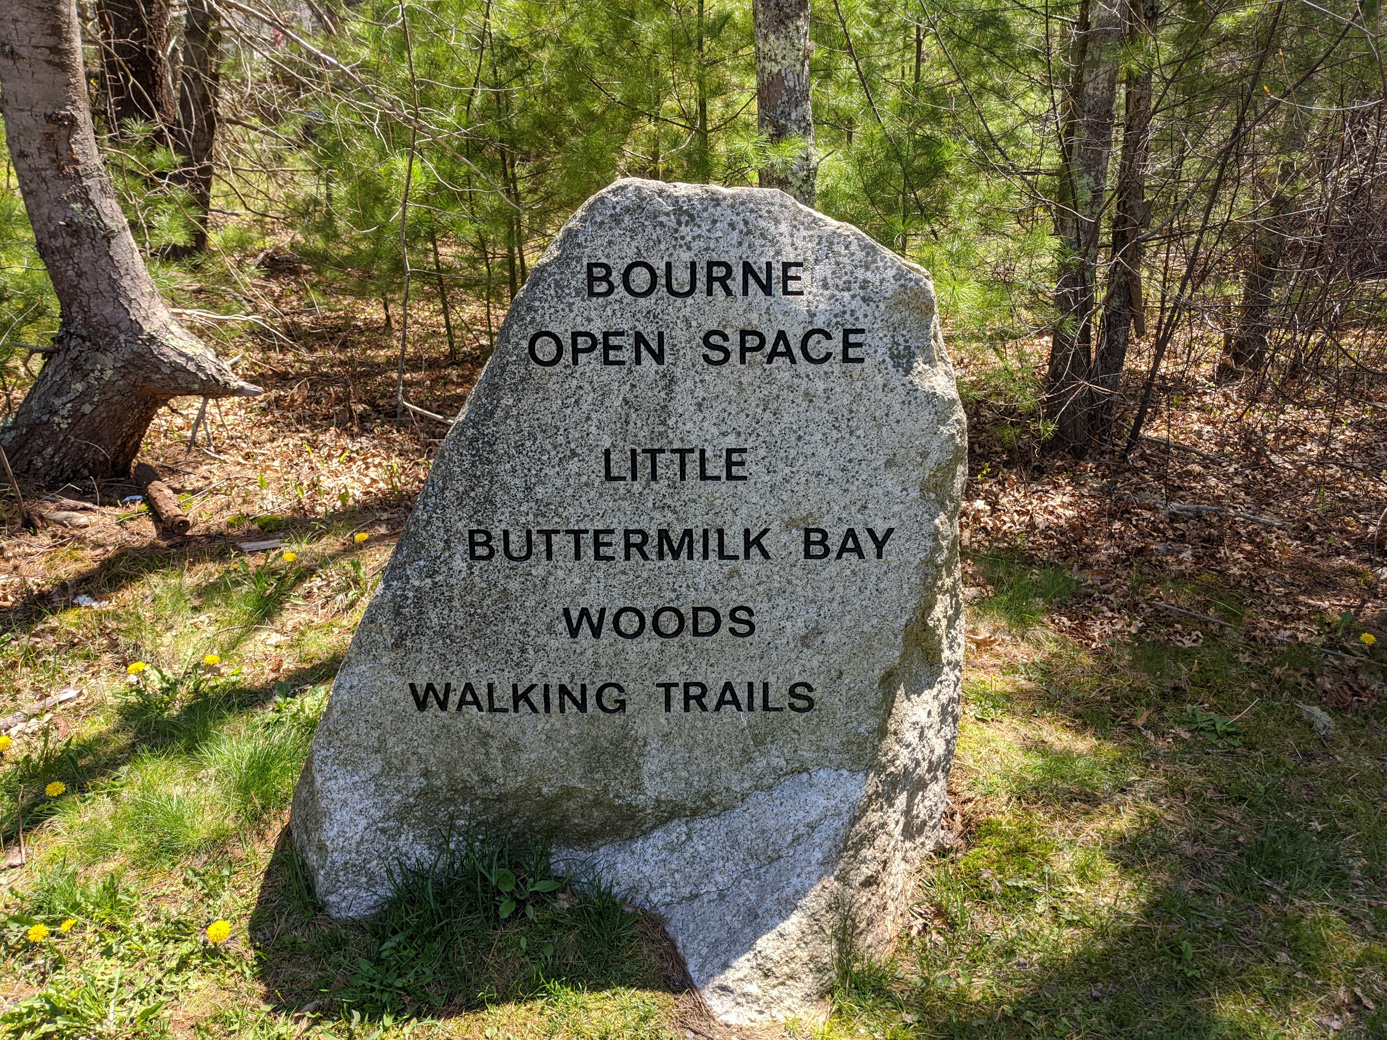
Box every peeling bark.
[754,0,815,207]
[0,0,259,484]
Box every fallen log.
[133,463,192,534]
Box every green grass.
[1,525,1384,1038]
[972,553,1081,633]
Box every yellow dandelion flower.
[282,551,298,563]
[26,924,49,943]
[127,661,147,675]
[0,735,11,753]
[205,919,232,944]
[203,654,221,666]
[354,532,369,544]
[59,919,76,933]
[45,781,66,798]
[1361,632,1377,646]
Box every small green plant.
[1178,704,1243,745]
[335,836,639,1014]
[1177,938,1201,978]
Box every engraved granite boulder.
[290,178,966,1022]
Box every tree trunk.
[1092,0,1157,438]
[0,0,259,484]
[173,0,221,254]
[95,0,177,137]
[754,0,816,207]
[1222,190,1289,373]
[1045,0,1124,450]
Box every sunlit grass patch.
[970,553,1079,634]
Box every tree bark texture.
[174,0,221,252]
[1045,0,1124,450]
[95,0,176,136]
[1223,190,1290,372]
[1093,0,1157,436]
[754,0,816,207]
[0,0,259,484]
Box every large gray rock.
[291,179,966,1023]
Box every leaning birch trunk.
[1093,0,1158,436]
[1044,0,1124,450]
[753,0,816,207]
[0,0,260,484]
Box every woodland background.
[0,1,1386,1038]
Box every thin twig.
[1149,600,1232,626]
[0,445,38,531]
[401,399,454,424]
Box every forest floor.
[0,271,1384,1039]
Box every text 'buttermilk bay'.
[464,526,896,562]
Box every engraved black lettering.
[739,329,765,364]
[804,528,830,559]
[867,527,895,558]
[586,262,614,297]
[563,607,606,638]
[743,527,771,559]
[766,330,796,364]
[726,448,748,481]
[624,529,650,561]
[684,681,709,712]
[666,260,697,298]
[837,528,866,560]
[634,330,665,364]
[528,331,563,366]
[570,330,598,365]
[788,682,815,712]
[761,681,784,711]
[596,682,627,713]
[604,449,626,482]
[512,683,540,713]
[537,529,560,561]
[652,606,686,638]
[728,605,756,636]
[706,260,733,296]
[658,528,694,560]
[409,681,450,711]
[781,261,805,295]
[742,260,772,296]
[716,528,737,560]
[602,329,627,365]
[692,606,721,636]
[592,529,616,561]
[502,529,533,561]
[487,682,509,713]
[612,607,646,639]
[714,681,744,711]
[800,328,832,363]
[842,328,866,363]
[558,683,588,714]
[456,682,483,712]
[701,329,730,365]
[623,260,658,297]
[468,529,494,560]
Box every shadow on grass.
[0,657,341,848]
[0,487,413,640]
[846,558,1387,1038]
[247,827,693,1022]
